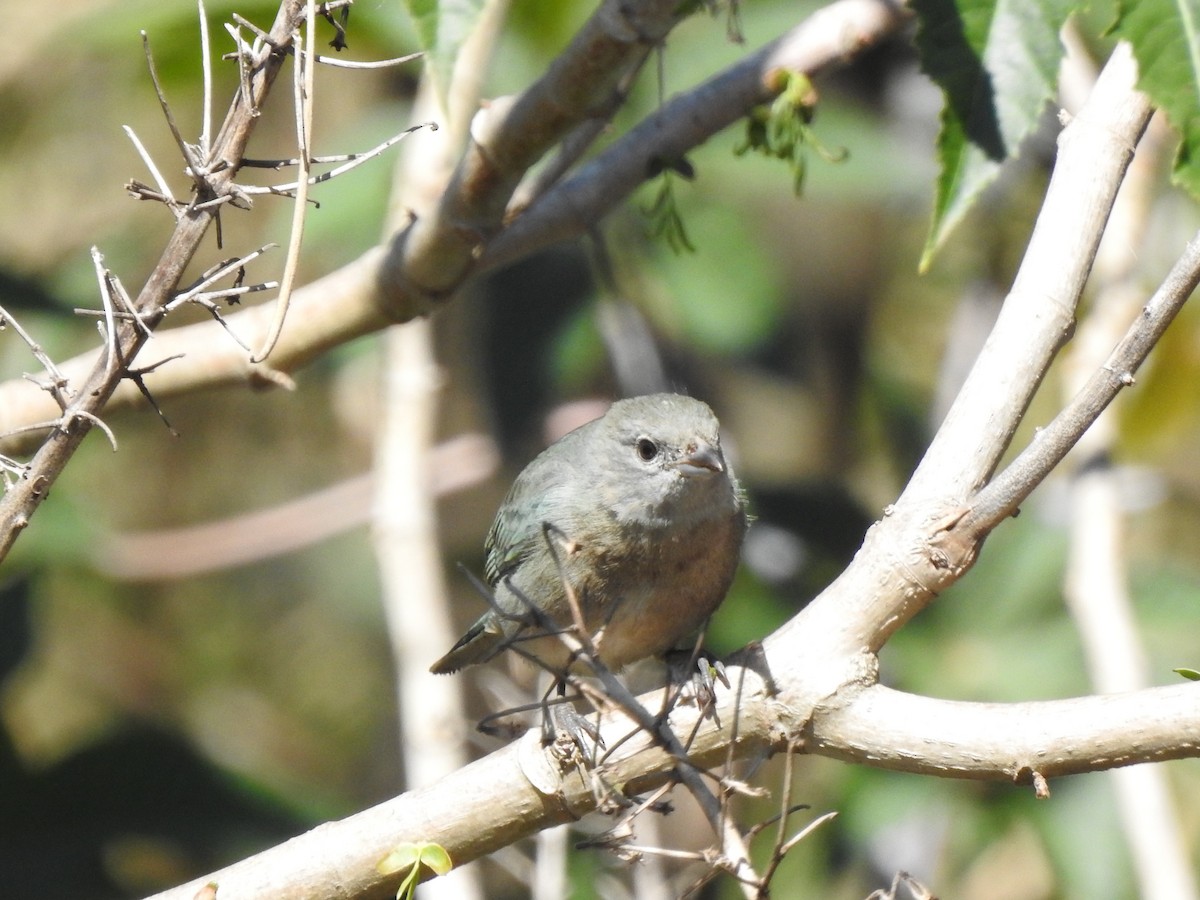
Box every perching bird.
[430,393,746,677]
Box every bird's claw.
[666,651,729,724]
[543,704,604,758]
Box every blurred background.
[1,0,1199,897]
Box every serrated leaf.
[912,0,1079,270]
[1112,0,1200,197]
[401,0,485,104]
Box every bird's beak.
[676,440,724,476]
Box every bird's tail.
[429,615,505,674]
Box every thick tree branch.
[907,43,1153,509]
[808,683,1200,781]
[386,0,690,311]
[485,0,910,270]
[148,665,780,900]
[767,43,1155,666]
[146,636,1200,900]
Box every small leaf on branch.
[378,841,452,900]
[734,70,846,196]
[642,171,696,254]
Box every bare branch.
[960,227,1200,535]
[389,0,695,312]
[486,0,912,270]
[252,1,317,363]
[810,683,1200,781]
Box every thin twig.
[230,13,280,50]
[191,299,252,351]
[108,271,154,339]
[0,304,73,407]
[198,0,213,160]
[238,123,435,191]
[122,126,181,215]
[141,31,204,191]
[224,22,260,117]
[191,282,280,303]
[169,244,277,309]
[252,1,316,362]
[301,49,422,69]
[89,248,120,381]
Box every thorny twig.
[238,123,436,194]
[90,247,122,381]
[251,0,316,363]
[123,126,182,216]
[0,305,74,409]
[125,354,186,436]
[169,245,278,310]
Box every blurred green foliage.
[1,1,1199,898]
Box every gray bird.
[430,393,746,676]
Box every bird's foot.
[666,650,730,724]
[542,702,604,759]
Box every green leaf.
[378,842,452,900]
[401,0,485,103]
[734,71,847,196]
[377,841,452,877]
[1174,667,1200,681]
[912,0,1079,270]
[1112,0,1200,197]
[416,843,452,876]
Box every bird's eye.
[636,437,659,461]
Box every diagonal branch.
[959,227,1200,538]
[386,0,692,313]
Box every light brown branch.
[960,225,1200,538]
[809,683,1200,782]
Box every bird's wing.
[484,441,582,585]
